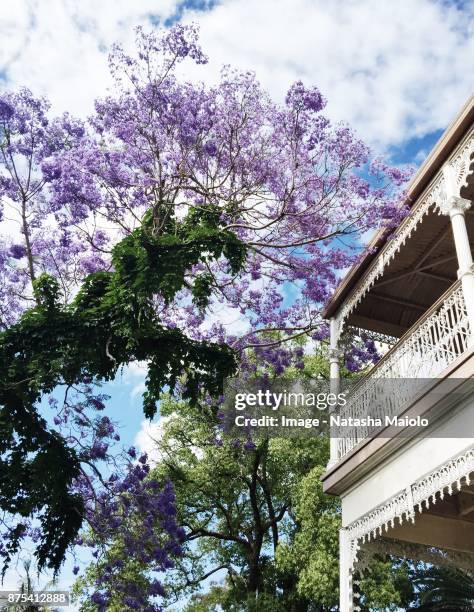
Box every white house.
[321,95,474,611]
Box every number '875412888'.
[0,591,70,607]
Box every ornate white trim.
[449,129,474,191]
[337,282,470,459]
[412,448,474,511]
[436,195,472,217]
[334,125,474,333]
[346,326,398,348]
[335,175,442,333]
[345,446,474,570]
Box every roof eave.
[322,93,474,321]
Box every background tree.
[74,393,335,610]
[1,24,409,344]
[413,566,474,611]
[73,352,420,610]
[0,22,410,607]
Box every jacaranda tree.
[0,23,411,609]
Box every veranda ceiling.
[347,180,474,337]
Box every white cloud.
[1,0,472,150]
[203,301,250,335]
[118,361,148,400]
[130,381,146,400]
[180,0,474,149]
[0,0,179,116]
[414,147,429,165]
[135,413,205,464]
[134,416,169,463]
[122,360,148,381]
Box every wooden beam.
[458,493,474,517]
[374,255,457,288]
[416,270,456,283]
[348,315,407,338]
[370,293,427,310]
[388,513,474,554]
[415,225,452,269]
[409,230,458,299]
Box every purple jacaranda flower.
[9,244,26,259]
[0,99,14,121]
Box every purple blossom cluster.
[0,89,104,326]
[45,388,183,608]
[0,24,411,368]
[0,22,412,607]
[76,465,183,611]
[0,379,182,608]
[2,26,410,342]
[344,333,380,373]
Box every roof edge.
[323,93,474,320]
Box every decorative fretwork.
[346,488,414,563]
[344,447,474,570]
[412,448,474,511]
[337,282,470,458]
[346,325,398,348]
[334,125,474,334]
[449,129,474,191]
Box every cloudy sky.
[0,0,473,595]
[1,0,473,155]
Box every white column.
[339,528,354,612]
[327,317,341,469]
[441,165,474,334]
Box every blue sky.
[0,0,473,604]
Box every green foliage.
[0,276,85,576]
[75,381,419,611]
[414,566,474,611]
[185,588,289,612]
[357,558,418,611]
[276,465,419,611]
[0,208,245,574]
[276,466,340,608]
[112,205,246,308]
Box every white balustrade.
[337,282,470,459]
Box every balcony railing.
[337,281,471,459]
